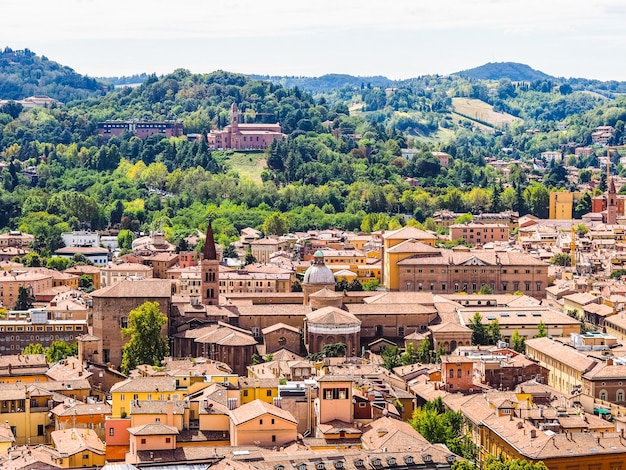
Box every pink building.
[207,103,284,150]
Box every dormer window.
[317,463,325,470]
[372,458,381,467]
[404,456,414,465]
[422,454,432,463]
[386,457,396,466]
[275,465,284,470]
[335,462,344,469]
[299,464,306,470]
[354,459,364,467]
[446,455,456,464]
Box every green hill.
[0,47,105,102]
[248,73,394,93]
[455,62,553,81]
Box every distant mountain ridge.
[455,62,554,81]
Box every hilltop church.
[207,103,284,150]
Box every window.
[83,454,89,460]
[165,437,171,443]
[272,435,277,442]
[141,438,146,444]
[109,428,114,436]
[37,424,44,436]
[278,337,287,346]
[271,418,275,424]
[618,391,624,402]
[266,390,272,397]
[260,419,263,425]
[243,390,249,397]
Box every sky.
[2,0,626,81]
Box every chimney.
[273,397,282,409]
[530,429,537,439]
[227,398,238,410]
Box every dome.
[303,264,335,285]
[303,252,335,285]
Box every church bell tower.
[201,220,220,306]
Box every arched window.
[600,390,608,401]
[278,337,287,346]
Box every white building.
[61,231,100,248]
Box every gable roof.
[230,399,297,426]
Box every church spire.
[203,220,217,260]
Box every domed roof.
[303,252,335,285]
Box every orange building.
[440,355,474,392]
[229,399,297,447]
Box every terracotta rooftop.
[51,428,105,456]
[91,278,173,298]
[230,399,297,426]
[306,306,360,325]
[127,423,179,436]
[110,377,177,393]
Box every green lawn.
[221,151,267,183]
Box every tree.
[523,184,550,218]
[511,329,525,353]
[362,279,380,291]
[245,249,257,265]
[381,345,401,370]
[416,338,433,363]
[46,340,78,363]
[120,302,169,375]
[550,253,571,266]
[487,318,501,345]
[478,284,493,294]
[117,229,134,251]
[14,286,34,310]
[262,212,289,236]
[307,342,347,361]
[454,213,474,225]
[483,455,548,470]
[22,343,45,355]
[535,321,548,338]
[78,274,94,292]
[46,257,72,271]
[468,312,488,345]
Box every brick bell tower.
[201,220,220,305]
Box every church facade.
[207,103,284,150]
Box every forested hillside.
[2,50,626,260]
[0,48,104,102]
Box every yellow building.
[380,227,437,290]
[110,377,183,418]
[0,383,52,445]
[525,337,597,396]
[239,377,280,405]
[0,423,14,453]
[549,191,582,219]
